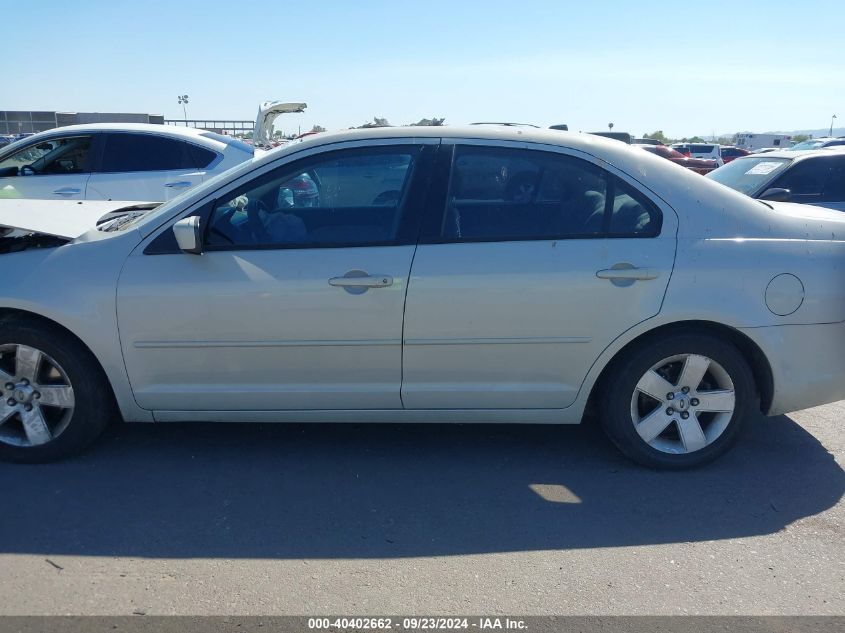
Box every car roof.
[271,125,639,156]
[32,122,212,138]
[0,123,230,154]
[10,123,226,145]
[733,147,845,160]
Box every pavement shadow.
[1,412,842,559]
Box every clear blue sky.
[4,0,843,137]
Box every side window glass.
[186,144,218,169]
[609,177,662,235]
[206,148,416,249]
[100,134,206,172]
[442,146,608,241]
[0,136,93,176]
[773,161,829,199]
[821,159,845,202]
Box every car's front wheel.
[0,319,113,463]
[599,333,755,469]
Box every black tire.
[0,318,114,463]
[598,332,756,470]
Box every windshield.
[706,156,792,195]
[788,139,826,151]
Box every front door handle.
[329,275,393,288]
[596,266,659,281]
[164,181,193,188]
[53,187,81,196]
[329,270,394,294]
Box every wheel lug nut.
[680,411,690,419]
[690,398,699,407]
[4,382,13,390]
[24,404,32,412]
[6,398,14,407]
[666,407,675,415]
[666,393,675,400]
[33,391,41,400]
[20,379,29,386]
[681,386,690,394]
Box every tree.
[358,117,391,128]
[792,134,811,144]
[644,130,672,144]
[408,117,445,126]
[310,125,326,133]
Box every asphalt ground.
[0,402,842,615]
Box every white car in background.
[0,124,254,202]
[707,148,845,212]
[671,142,724,166]
[0,126,843,469]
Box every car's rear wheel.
[599,333,755,469]
[0,319,113,463]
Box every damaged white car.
[1,126,844,468]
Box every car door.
[401,142,677,409]
[116,141,435,412]
[0,134,93,199]
[86,132,216,202]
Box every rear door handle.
[53,187,81,196]
[329,274,393,289]
[596,267,659,281]
[164,181,193,188]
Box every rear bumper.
[740,321,845,416]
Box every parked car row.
[1,125,844,470]
[629,140,750,173]
[634,145,719,174]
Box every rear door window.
[689,144,716,154]
[100,133,218,172]
[436,146,661,242]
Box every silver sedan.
[1,126,844,468]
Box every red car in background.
[719,146,751,163]
[636,144,719,175]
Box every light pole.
[178,95,189,124]
[830,114,837,137]
[608,122,614,131]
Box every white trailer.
[734,133,792,151]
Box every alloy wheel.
[629,353,735,454]
[0,344,75,447]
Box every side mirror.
[173,216,204,254]
[759,187,792,203]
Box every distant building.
[0,111,164,135]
